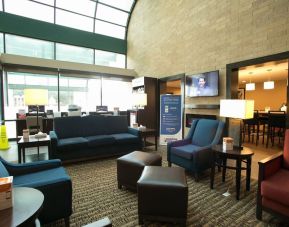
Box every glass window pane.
[102,78,132,111]
[4,72,58,121]
[56,9,94,32]
[5,0,54,23]
[96,4,129,26]
[0,33,3,53]
[56,43,94,64]
[99,0,134,11]
[95,50,125,68]
[0,1,3,11]
[34,0,55,6]
[59,75,101,112]
[95,20,125,39]
[6,34,54,59]
[56,0,96,17]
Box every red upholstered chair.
[257,129,289,221]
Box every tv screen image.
[185,70,219,97]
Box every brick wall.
[127,0,289,135]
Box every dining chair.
[243,110,259,145]
[266,111,286,148]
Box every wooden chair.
[266,111,286,148]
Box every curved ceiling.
[1,0,136,40]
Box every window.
[55,9,94,32]
[5,34,54,59]
[4,72,58,138]
[99,0,134,11]
[94,20,125,39]
[95,50,125,68]
[56,0,96,17]
[4,0,54,23]
[56,43,94,64]
[59,75,101,112]
[34,0,55,6]
[0,33,3,53]
[96,4,129,26]
[0,1,3,11]
[102,78,132,111]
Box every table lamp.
[220,99,254,148]
[132,93,147,127]
[24,89,48,133]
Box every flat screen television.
[185,70,219,97]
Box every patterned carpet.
[46,147,287,227]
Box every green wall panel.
[0,12,127,54]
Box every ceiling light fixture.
[246,72,255,91]
[264,69,274,90]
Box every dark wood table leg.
[23,147,26,163]
[144,135,147,148]
[236,158,242,200]
[155,134,157,151]
[222,157,227,182]
[18,145,22,163]
[246,157,252,191]
[210,152,216,189]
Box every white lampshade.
[132,93,147,107]
[24,89,48,105]
[264,81,274,89]
[220,99,254,119]
[245,83,255,91]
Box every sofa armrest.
[49,131,59,159]
[258,152,283,180]
[4,159,62,176]
[128,127,141,137]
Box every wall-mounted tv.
[185,70,219,97]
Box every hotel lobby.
[1,0,289,226]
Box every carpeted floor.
[46,148,288,227]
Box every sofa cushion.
[112,133,139,144]
[54,116,83,139]
[85,135,115,147]
[81,116,107,137]
[58,137,88,152]
[192,120,218,147]
[261,169,289,207]
[13,167,70,187]
[105,116,128,134]
[171,144,202,160]
[0,161,9,177]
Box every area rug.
[46,149,287,227]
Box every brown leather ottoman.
[137,166,188,226]
[117,151,162,191]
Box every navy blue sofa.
[49,115,142,162]
[167,119,224,181]
[0,157,72,225]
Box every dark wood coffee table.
[210,145,254,200]
[17,135,51,163]
[0,187,44,227]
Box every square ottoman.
[137,166,188,226]
[117,151,162,191]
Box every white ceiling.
[238,60,288,84]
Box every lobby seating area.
[1,0,289,226]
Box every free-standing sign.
[159,95,182,145]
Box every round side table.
[0,187,44,227]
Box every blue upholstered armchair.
[167,119,225,181]
[0,157,72,226]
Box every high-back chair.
[0,157,72,226]
[167,119,224,181]
[257,129,289,221]
[266,111,286,148]
[243,110,259,145]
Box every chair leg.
[256,205,262,220]
[64,217,70,227]
[168,162,172,167]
